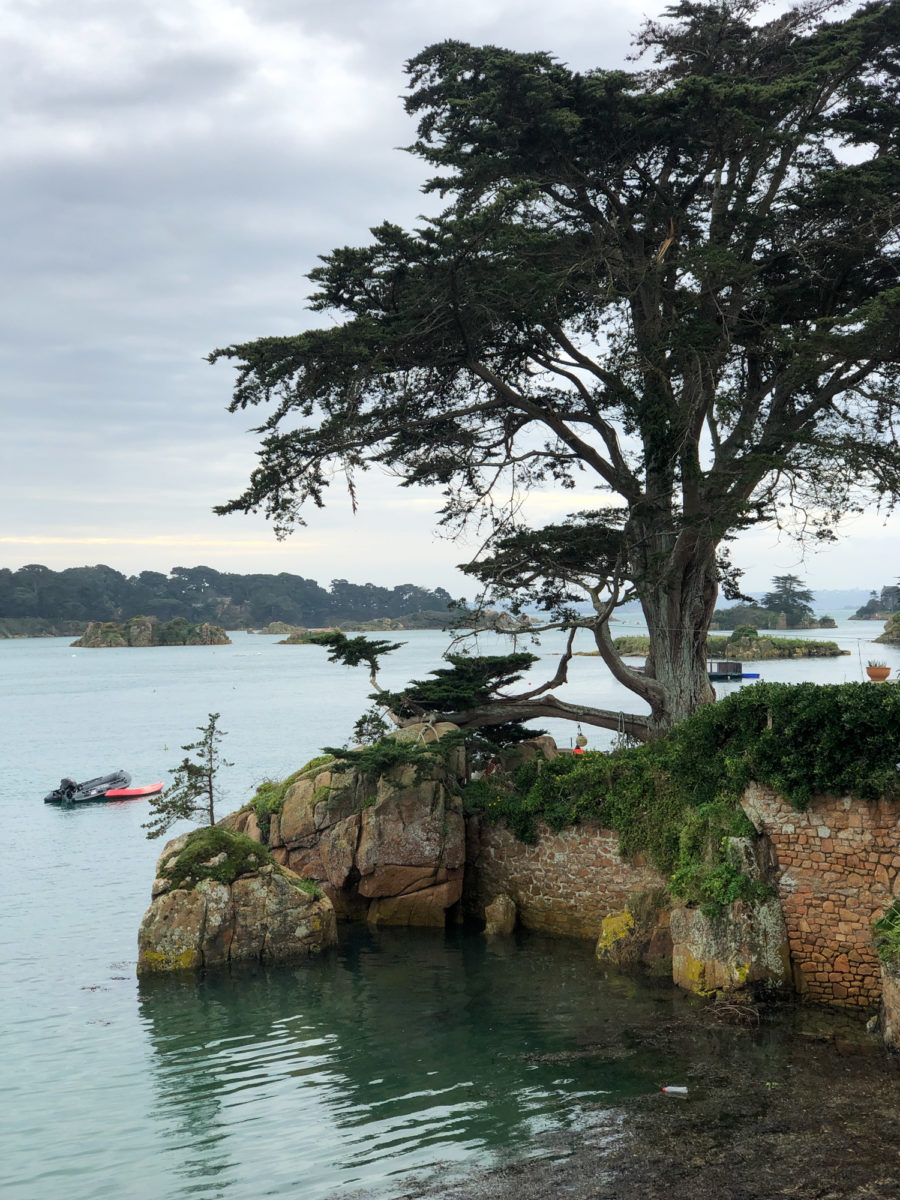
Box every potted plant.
[866,660,891,682]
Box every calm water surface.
[2,622,897,1199]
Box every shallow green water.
[134,928,687,1199]
[3,626,897,1199]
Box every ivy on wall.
[464,683,900,910]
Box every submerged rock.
[484,894,517,936]
[137,827,337,973]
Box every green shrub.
[874,901,900,966]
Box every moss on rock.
[159,827,323,898]
[248,755,336,838]
[159,827,274,890]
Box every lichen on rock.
[137,826,336,973]
[225,723,467,927]
[670,897,791,995]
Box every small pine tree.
[143,713,233,840]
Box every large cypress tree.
[211,0,900,739]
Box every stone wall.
[741,783,900,1009]
[464,815,667,940]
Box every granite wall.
[464,815,667,940]
[741,783,900,1009]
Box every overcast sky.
[1,0,894,595]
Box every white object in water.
[661,1085,688,1095]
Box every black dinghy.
[44,771,131,804]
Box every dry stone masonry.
[741,783,900,1008]
[464,817,668,940]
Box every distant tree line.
[0,564,456,628]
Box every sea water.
[1,622,896,1199]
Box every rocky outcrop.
[670,898,791,994]
[137,827,336,972]
[595,891,672,970]
[73,616,230,647]
[875,612,900,644]
[226,723,467,927]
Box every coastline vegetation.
[874,901,900,968]
[144,714,232,839]
[463,683,900,912]
[0,563,456,631]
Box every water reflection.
[137,927,679,1198]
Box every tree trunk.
[640,555,718,734]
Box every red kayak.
[104,782,164,799]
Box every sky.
[1,0,895,596]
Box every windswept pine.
[212,1,900,738]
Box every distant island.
[277,608,529,641]
[581,631,850,661]
[709,574,836,631]
[0,563,457,635]
[709,606,836,631]
[851,583,900,621]
[72,617,230,648]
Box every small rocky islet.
[72,615,230,647]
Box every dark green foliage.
[304,630,404,674]
[732,626,759,640]
[352,707,391,745]
[376,653,541,745]
[0,563,455,628]
[464,683,900,911]
[381,652,538,714]
[143,713,233,839]
[873,901,900,966]
[323,736,445,781]
[761,575,815,625]
[671,858,770,920]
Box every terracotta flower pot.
[866,665,891,681]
